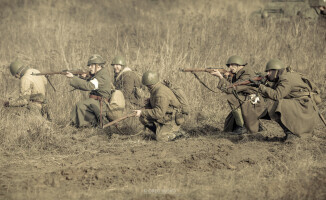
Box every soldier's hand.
[260,76,267,84]
[66,72,74,78]
[134,110,142,117]
[4,101,9,107]
[224,71,231,77]
[210,70,223,79]
[80,73,88,78]
[249,79,261,87]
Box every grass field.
[0,0,326,199]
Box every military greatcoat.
[70,68,111,127]
[114,67,142,107]
[217,66,266,133]
[258,71,319,135]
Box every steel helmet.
[226,55,247,66]
[111,56,126,66]
[87,54,106,66]
[142,71,159,86]
[265,59,285,72]
[9,60,24,76]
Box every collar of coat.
[235,66,247,80]
[148,82,161,93]
[115,67,132,80]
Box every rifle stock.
[102,112,137,128]
[227,76,265,88]
[32,70,90,76]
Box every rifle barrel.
[32,70,89,76]
[180,68,226,73]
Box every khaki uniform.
[114,67,144,134]
[258,71,319,136]
[114,67,142,108]
[8,68,49,117]
[70,68,111,127]
[140,83,181,141]
[217,66,265,132]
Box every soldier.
[249,59,319,142]
[4,60,50,120]
[134,71,184,142]
[111,55,143,108]
[210,55,265,134]
[66,54,111,128]
[309,0,326,16]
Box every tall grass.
[0,1,325,199]
[0,0,325,149]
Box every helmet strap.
[17,66,30,78]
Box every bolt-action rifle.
[227,76,267,89]
[180,67,233,93]
[31,69,90,76]
[32,70,91,92]
[180,67,231,75]
[102,112,137,128]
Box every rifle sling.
[191,73,219,93]
[45,76,57,92]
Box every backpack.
[301,75,322,105]
[286,67,321,105]
[163,80,190,115]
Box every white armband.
[90,78,99,89]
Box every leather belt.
[89,95,104,101]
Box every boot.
[258,123,265,132]
[231,126,247,135]
[173,129,189,140]
[284,131,299,144]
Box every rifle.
[102,112,137,128]
[227,76,266,89]
[318,111,326,127]
[180,67,230,74]
[180,67,232,93]
[31,69,90,76]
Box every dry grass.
[0,0,326,199]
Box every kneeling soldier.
[67,54,111,128]
[210,55,264,134]
[5,60,50,120]
[134,71,184,142]
[250,59,319,143]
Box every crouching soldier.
[67,54,112,128]
[134,71,185,142]
[4,60,51,120]
[210,55,265,134]
[249,59,320,143]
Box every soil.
[1,120,326,200]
